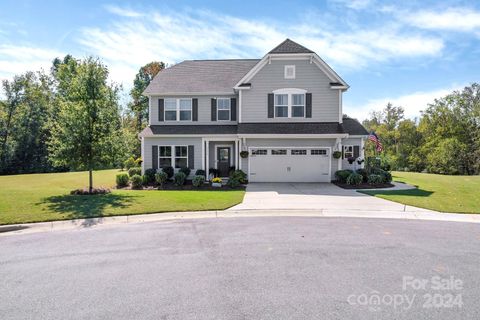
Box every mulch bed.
[333,181,394,189]
[117,180,246,191]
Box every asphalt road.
[1,217,479,319]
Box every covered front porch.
[202,137,242,178]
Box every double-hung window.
[159,146,189,169]
[343,145,354,158]
[274,94,288,118]
[217,98,231,121]
[292,94,305,117]
[159,146,172,167]
[165,98,192,121]
[175,146,188,168]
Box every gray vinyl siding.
[208,141,236,170]
[149,95,238,125]
[143,137,203,178]
[241,138,337,180]
[341,137,363,170]
[241,59,339,123]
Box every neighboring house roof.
[238,122,344,135]
[342,117,369,135]
[268,38,314,54]
[143,59,260,95]
[139,125,238,137]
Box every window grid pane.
[165,99,176,110]
[175,146,188,157]
[275,94,288,106]
[180,110,191,121]
[292,94,304,105]
[217,98,230,110]
[252,149,267,155]
[272,149,287,155]
[179,99,191,109]
[311,149,327,155]
[275,106,288,117]
[218,110,230,121]
[291,149,307,155]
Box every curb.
[1,209,480,237]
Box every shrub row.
[335,167,392,186]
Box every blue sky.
[1,0,479,120]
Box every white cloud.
[330,0,373,10]
[77,7,445,87]
[104,5,144,18]
[0,45,63,81]
[345,85,463,121]
[402,7,480,32]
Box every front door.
[217,147,230,177]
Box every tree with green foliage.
[48,57,124,193]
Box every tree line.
[362,83,480,175]
[0,55,164,176]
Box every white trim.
[343,145,354,159]
[349,135,369,138]
[338,90,342,123]
[284,65,295,79]
[336,137,342,171]
[238,90,242,123]
[272,89,307,119]
[247,146,332,182]
[235,139,239,169]
[164,98,193,122]
[158,145,189,169]
[216,98,231,121]
[141,137,145,173]
[272,88,307,94]
[145,91,234,96]
[238,134,348,139]
[201,138,205,171]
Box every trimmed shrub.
[174,172,186,186]
[367,174,384,185]
[162,166,174,179]
[383,171,392,183]
[195,169,206,176]
[229,169,247,184]
[144,168,156,184]
[70,187,111,195]
[128,167,141,177]
[142,174,149,186]
[227,177,240,188]
[124,156,136,170]
[155,171,168,188]
[335,169,353,183]
[116,173,129,188]
[346,172,363,185]
[370,167,392,183]
[179,167,191,177]
[130,174,143,189]
[356,168,368,182]
[192,175,205,187]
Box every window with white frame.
[343,145,353,158]
[292,94,305,117]
[311,149,327,155]
[271,149,287,155]
[284,65,295,79]
[274,94,288,117]
[217,98,231,121]
[159,146,172,167]
[164,98,192,121]
[291,149,307,155]
[175,146,188,168]
[252,149,267,155]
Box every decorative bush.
[229,170,247,184]
[174,172,186,186]
[143,168,156,184]
[162,166,174,179]
[211,177,222,184]
[124,157,136,170]
[130,174,143,189]
[134,157,143,166]
[192,175,206,187]
[346,172,363,185]
[383,171,392,183]
[367,174,385,185]
[116,173,129,188]
[128,167,142,177]
[195,169,206,176]
[370,167,392,183]
[240,151,249,158]
[227,177,240,188]
[179,167,191,177]
[70,187,111,195]
[332,151,342,159]
[335,169,353,183]
[155,171,168,188]
[209,168,219,178]
[356,168,368,182]
[142,174,149,186]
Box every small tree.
[49,57,123,193]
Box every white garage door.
[249,147,331,182]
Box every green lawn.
[361,171,480,214]
[0,169,245,225]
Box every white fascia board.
[238,133,349,139]
[144,92,234,96]
[312,53,349,88]
[349,135,369,138]
[143,134,238,138]
[234,56,269,88]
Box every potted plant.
[347,157,356,164]
[240,151,249,158]
[211,177,222,188]
[357,158,364,165]
[332,151,342,159]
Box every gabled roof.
[143,59,260,95]
[342,117,369,135]
[269,38,314,54]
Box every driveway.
[230,183,431,212]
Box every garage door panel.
[249,148,330,182]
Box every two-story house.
[140,39,368,182]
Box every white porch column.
[205,139,209,175]
[360,137,365,168]
[235,139,239,169]
[336,137,342,171]
[201,138,205,171]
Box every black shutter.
[267,93,274,118]
[211,98,217,121]
[353,146,360,159]
[192,98,198,121]
[152,145,158,170]
[188,145,194,169]
[158,99,164,122]
[306,93,312,118]
[230,98,237,121]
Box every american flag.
[368,132,383,152]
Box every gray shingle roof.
[269,39,314,54]
[238,122,343,134]
[342,117,369,135]
[143,59,260,95]
[139,125,238,137]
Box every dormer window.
[284,65,295,79]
